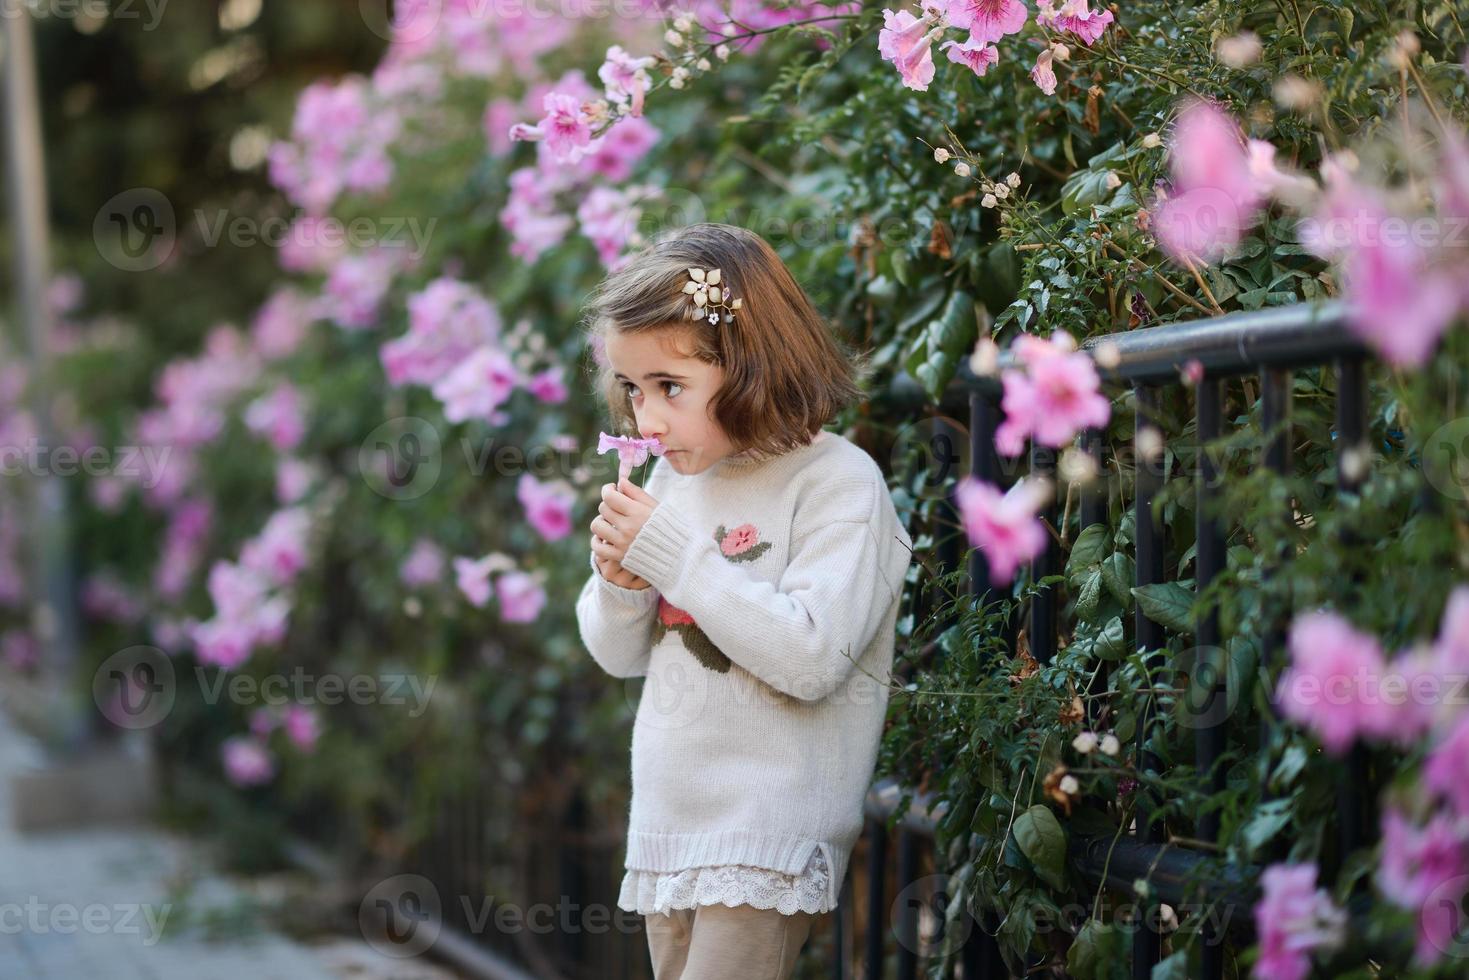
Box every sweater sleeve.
[619,479,911,702]
[575,549,660,679]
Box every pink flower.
[276,216,346,274]
[878,9,942,92]
[945,0,1029,43]
[282,705,320,752]
[483,98,519,157]
[658,595,695,627]
[598,45,654,117]
[597,432,666,482]
[1433,585,1469,677]
[80,573,145,623]
[249,707,278,738]
[430,345,519,424]
[1155,187,1248,264]
[1425,714,1469,821]
[381,277,503,388]
[274,458,318,504]
[577,184,650,269]
[993,332,1111,456]
[240,508,311,587]
[1377,806,1469,968]
[321,248,400,330]
[1036,0,1112,46]
[1275,611,1396,755]
[250,288,314,361]
[400,538,446,587]
[536,92,595,163]
[1170,99,1263,214]
[954,476,1049,585]
[517,473,576,542]
[1251,863,1346,980]
[453,555,497,607]
[190,617,256,670]
[719,524,760,556]
[584,116,661,184]
[942,34,1000,76]
[495,570,546,623]
[1029,47,1058,95]
[1156,99,1275,263]
[244,382,307,453]
[528,366,568,404]
[222,736,275,787]
[1338,220,1460,368]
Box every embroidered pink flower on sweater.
[715,523,771,563]
[657,596,695,628]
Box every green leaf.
[1011,804,1067,890]
[905,290,977,401]
[1242,798,1295,856]
[1101,553,1134,607]
[1068,919,1125,980]
[1272,744,1309,790]
[891,250,912,287]
[1075,569,1104,619]
[1068,524,1111,579]
[1132,582,1196,634]
[1152,951,1190,980]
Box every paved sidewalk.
[0,707,459,979]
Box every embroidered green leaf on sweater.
[652,596,731,672]
[650,521,771,673]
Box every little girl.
[574,223,913,980]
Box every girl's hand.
[589,477,659,566]
[592,547,651,590]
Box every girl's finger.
[601,482,634,515]
[590,516,620,544]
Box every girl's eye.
[623,381,683,399]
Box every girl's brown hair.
[582,222,871,459]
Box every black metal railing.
[838,299,1377,979]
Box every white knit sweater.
[574,429,913,914]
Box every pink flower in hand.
[597,432,666,482]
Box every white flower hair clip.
[683,266,742,325]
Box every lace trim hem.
[617,846,832,916]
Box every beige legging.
[644,904,818,980]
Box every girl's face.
[605,328,736,476]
